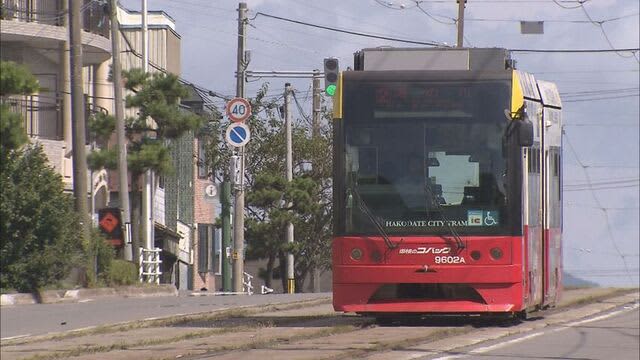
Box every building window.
[213,228,221,275]
[197,224,210,272]
[197,138,209,179]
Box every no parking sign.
[226,122,251,148]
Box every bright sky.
[122,0,639,287]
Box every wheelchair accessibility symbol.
[484,211,498,226]
[467,210,499,227]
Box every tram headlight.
[490,247,504,260]
[470,250,481,261]
[350,248,363,261]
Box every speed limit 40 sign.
[226,97,252,123]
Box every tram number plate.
[434,256,466,264]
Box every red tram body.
[331,48,563,318]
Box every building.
[1,1,212,291]
[1,0,112,213]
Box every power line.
[251,11,640,54]
[563,93,639,103]
[251,12,445,47]
[465,12,639,23]
[511,48,640,53]
[413,1,456,25]
[563,130,636,284]
[551,0,588,10]
[578,2,640,62]
[564,178,639,187]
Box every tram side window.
[528,147,541,174]
[555,152,561,200]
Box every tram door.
[524,99,544,308]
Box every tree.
[0,61,84,293]
[87,69,204,257]
[0,61,38,156]
[207,84,333,291]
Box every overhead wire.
[563,130,636,284]
[578,2,640,62]
[413,1,456,25]
[551,0,589,10]
[251,12,446,47]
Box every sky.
[121,0,639,287]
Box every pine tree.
[87,69,204,257]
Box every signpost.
[225,95,252,293]
[226,97,252,123]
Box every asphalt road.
[0,292,330,339]
[428,303,640,360]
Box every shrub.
[106,260,138,286]
[0,145,84,293]
[90,228,116,287]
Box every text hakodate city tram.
[331,48,563,319]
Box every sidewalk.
[0,284,178,306]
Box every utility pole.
[221,181,232,291]
[69,0,90,241]
[110,0,133,261]
[284,83,295,294]
[140,0,155,279]
[232,2,248,293]
[312,70,321,139]
[311,71,321,293]
[456,0,466,48]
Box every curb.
[0,284,178,306]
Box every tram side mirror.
[517,120,534,147]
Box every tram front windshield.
[339,80,513,236]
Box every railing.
[139,247,162,284]
[243,272,254,295]
[0,0,61,25]
[82,0,109,38]
[1,0,109,38]
[1,95,63,140]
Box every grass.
[19,321,363,360]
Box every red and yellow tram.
[331,48,563,318]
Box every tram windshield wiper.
[424,184,466,250]
[351,185,399,250]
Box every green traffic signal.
[325,84,336,96]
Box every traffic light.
[323,58,339,96]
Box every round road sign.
[204,184,217,198]
[226,123,251,148]
[226,97,252,122]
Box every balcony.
[1,0,111,64]
[3,95,63,140]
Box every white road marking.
[1,334,31,341]
[431,303,639,360]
